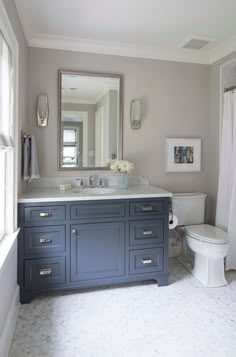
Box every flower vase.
[119,173,128,189]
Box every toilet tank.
[172,193,207,226]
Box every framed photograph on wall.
[166,138,201,172]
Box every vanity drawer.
[130,219,164,246]
[70,202,125,220]
[129,201,164,217]
[24,205,66,223]
[24,257,66,290]
[24,225,66,255]
[129,248,164,274]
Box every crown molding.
[208,36,236,64]
[12,0,236,66]
[28,34,212,65]
[62,97,96,105]
[29,33,236,65]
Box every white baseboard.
[0,285,20,357]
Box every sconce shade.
[130,99,142,129]
[37,94,49,127]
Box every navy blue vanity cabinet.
[71,222,125,281]
[18,197,169,303]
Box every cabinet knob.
[71,229,77,234]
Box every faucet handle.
[74,177,84,188]
[99,177,105,188]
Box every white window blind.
[0,30,14,241]
[63,129,77,143]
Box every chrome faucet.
[89,176,95,187]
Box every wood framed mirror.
[58,70,123,170]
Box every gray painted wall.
[28,47,210,196]
[1,0,28,343]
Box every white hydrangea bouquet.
[110,160,135,174]
[107,159,135,188]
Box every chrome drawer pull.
[143,230,153,236]
[141,206,153,212]
[40,212,50,217]
[39,268,52,276]
[141,258,152,265]
[40,237,52,244]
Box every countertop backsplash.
[27,175,150,189]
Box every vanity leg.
[156,275,168,287]
[20,291,33,304]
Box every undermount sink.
[72,187,115,195]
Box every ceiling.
[14,0,236,64]
[61,74,119,104]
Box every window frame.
[0,0,19,242]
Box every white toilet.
[172,193,229,288]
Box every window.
[0,29,15,241]
[0,150,6,239]
[63,128,77,143]
[62,127,80,166]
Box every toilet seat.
[185,224,228,244]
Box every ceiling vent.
[180,36,215,50]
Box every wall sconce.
[130,99,142,129]
[37,94,49,127]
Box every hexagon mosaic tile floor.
[9,259,236,357]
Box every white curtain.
[216,91,236,270]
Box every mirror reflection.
[59,71,122,170]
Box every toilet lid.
[185,224,228,244]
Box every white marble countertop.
[18,184,172,203]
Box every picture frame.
[166,138,201,172]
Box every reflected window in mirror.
[58,71,122,170]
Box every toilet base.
[193,253,227,288]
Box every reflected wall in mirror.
[58,71,122,170]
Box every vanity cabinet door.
[70,222,125,282]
